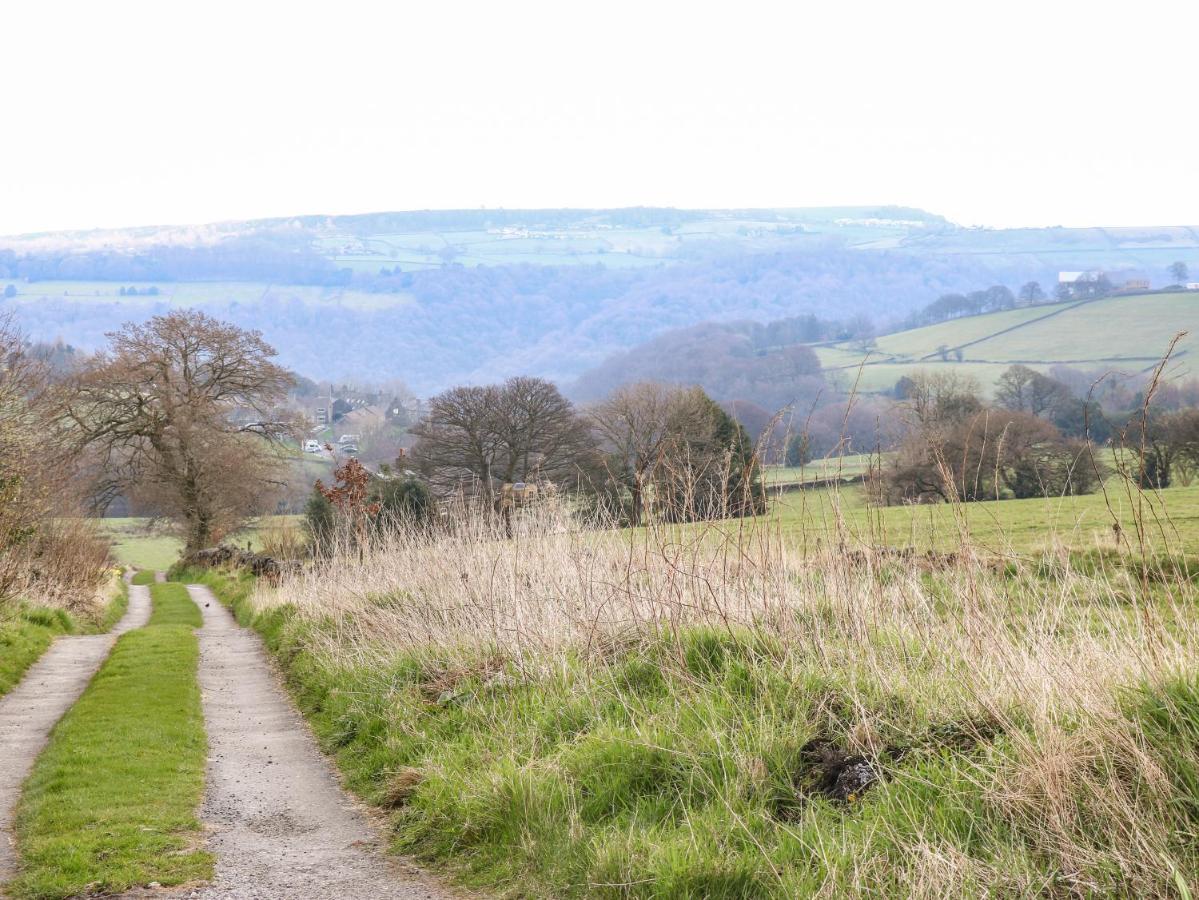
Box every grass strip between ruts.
[5,582,210,899]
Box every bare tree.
[411,377,598,503]
[994,364,1071,418]
[1018,281,1045,304]
[61,310,295,553]
[1,317,109,606]
[588,383,711,526]
[898,370,983,430]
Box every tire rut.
[181,584,450,900]
[0,579,153,880]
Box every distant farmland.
[814,291,1199,394]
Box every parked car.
[302,439,322,453]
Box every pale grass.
[248,500,1199,894]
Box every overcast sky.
[4,0,1197,235]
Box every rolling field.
[817,291,1199,395]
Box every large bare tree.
[411,377,598,503]
[61,310,295,552]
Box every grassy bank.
[191,514,1199,898]
[6,583,209,899]
[0,607,76,699]
[0,577,127,700]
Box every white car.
[302,440,322,453]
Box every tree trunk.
[182,478,214,554]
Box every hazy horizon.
[4,0,1198,236]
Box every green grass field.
[816,292,1199,396]
[763,453,876,485]
[773,478,1199,555]
[6,583,209,899]
[97,516,303,570]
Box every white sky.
[3,0,1197,235]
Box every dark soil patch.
[781,715,1001,813]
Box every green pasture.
[771,478,1199,556]
[963,292,1199,364]
[763,453,877,485]
[97,516,303,570]
[813,292,1199,396]
[870,305,1054,358]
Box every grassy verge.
[192,560,1199,899]
[0,607,76,699]
[5,583,210,899]
[0,577,128,699]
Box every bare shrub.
[0,317,110,614]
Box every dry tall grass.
[248,498,1199,896]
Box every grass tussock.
[6,583,210,899]
[207,506,1199,898]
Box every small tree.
[1018,281,1045,304]
[372,476,431,525]
[1130,409,1199,489]
[785,431,811,468]
[656,392,765,522]
[315,456,380,551]
[1170,261,1189,285]
[589,382,711,526]
[304,488,335,554]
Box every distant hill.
[574,291,1199,406]
[2,208,1197,392]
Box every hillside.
[3,208,1199,391]
[815,291,1199,394]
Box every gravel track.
[182,584,450,900]
[0,579,152,880]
